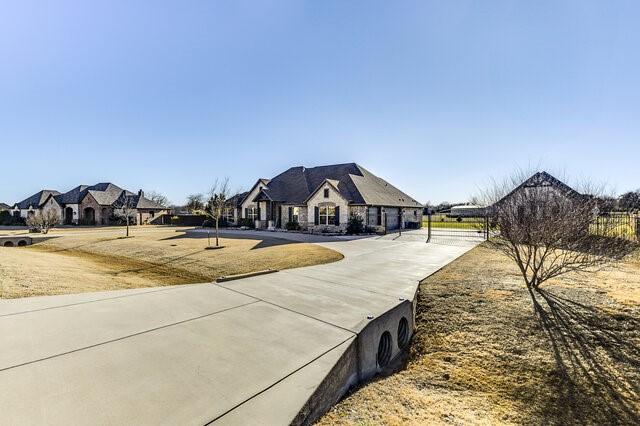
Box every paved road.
[0,230,478,425]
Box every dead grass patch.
[0,227,343,298]
[319,244,640,425]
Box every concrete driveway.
[0,230,479,425]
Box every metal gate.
[425,212,490,242]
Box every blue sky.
[1,1,638,205]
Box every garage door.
[385,208,399,230]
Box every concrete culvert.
[17,240,27,247]
[397,317,410,348]
[377,331,393,368]
[3,241,14,247]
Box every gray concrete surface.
[0,229,478,425]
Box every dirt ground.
[319,244,640,425]
[0,226,343,298]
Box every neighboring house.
[495,171,586,207]
[12,183,167,226]
[11,190,62,222]
[234,163,423,232]
[0,202,12,211]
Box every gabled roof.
[54,185,89,204]
[495,171,586,206]
[304,178,342,203]
[228,191,249,207]
[14,190,61,209]
[56,183,129,206]
[251,163,422,208]
[131,194,166,210]
[253,189,273,202]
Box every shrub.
[346,216,364,234]
[0,211,25,226]
[238,218,255,228]
[285,220,300,231]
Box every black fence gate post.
[485,215,489,241]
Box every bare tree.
[147,190,170,207]
[619,190,640,213]
[204,178,233,248]
[185,193,204,213]
[26,209,60,234]
[483,169,633,292]
[113,193,137,237]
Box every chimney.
[138,189,144,198]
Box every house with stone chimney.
[11,183,167,226]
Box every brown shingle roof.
[14,190,61,209]
[255,163,422,208]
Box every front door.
[65,207,73,225]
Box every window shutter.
[334,206,340,225]
[288,206,293,223]
[244,208,248,218]
[314,206,319,225]
[257,206,261,220]
[377,208,382,226]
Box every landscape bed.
[319,244,640,425]
[0,226,343,299]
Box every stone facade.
[79,193,102,225]
[307,182,349,233]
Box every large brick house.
[230,163,423,232]
[12,183,167,226]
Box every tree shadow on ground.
[530,288,640,424]
[160,231,301,250]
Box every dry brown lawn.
[319,244,640,425]
[0,226,343,298]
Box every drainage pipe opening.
[377,331,393,368]
[397,317,410,349]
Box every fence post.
[485,215,489,241]
[426,210,432,243]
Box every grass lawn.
[0,226,343,299]
[319,244,640,425]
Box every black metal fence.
[424,213,490,242]
[591,213,639,241]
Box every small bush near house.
[238,218,255,228]
[285,220,300,231]
[0,211,24,226]
[346,216,364,234]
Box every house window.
[223,207,234,222]
[323,188,330,198]
[318,205,336,225]
[246,206,258,221]
[292,206,299,223]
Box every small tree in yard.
[619,190,640,213]
[113,194,137,237]
[204,178,232,248]
[26,209,60,234]
[147,190,170,208]
[484,170,634,293]
[185,193,205,213]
